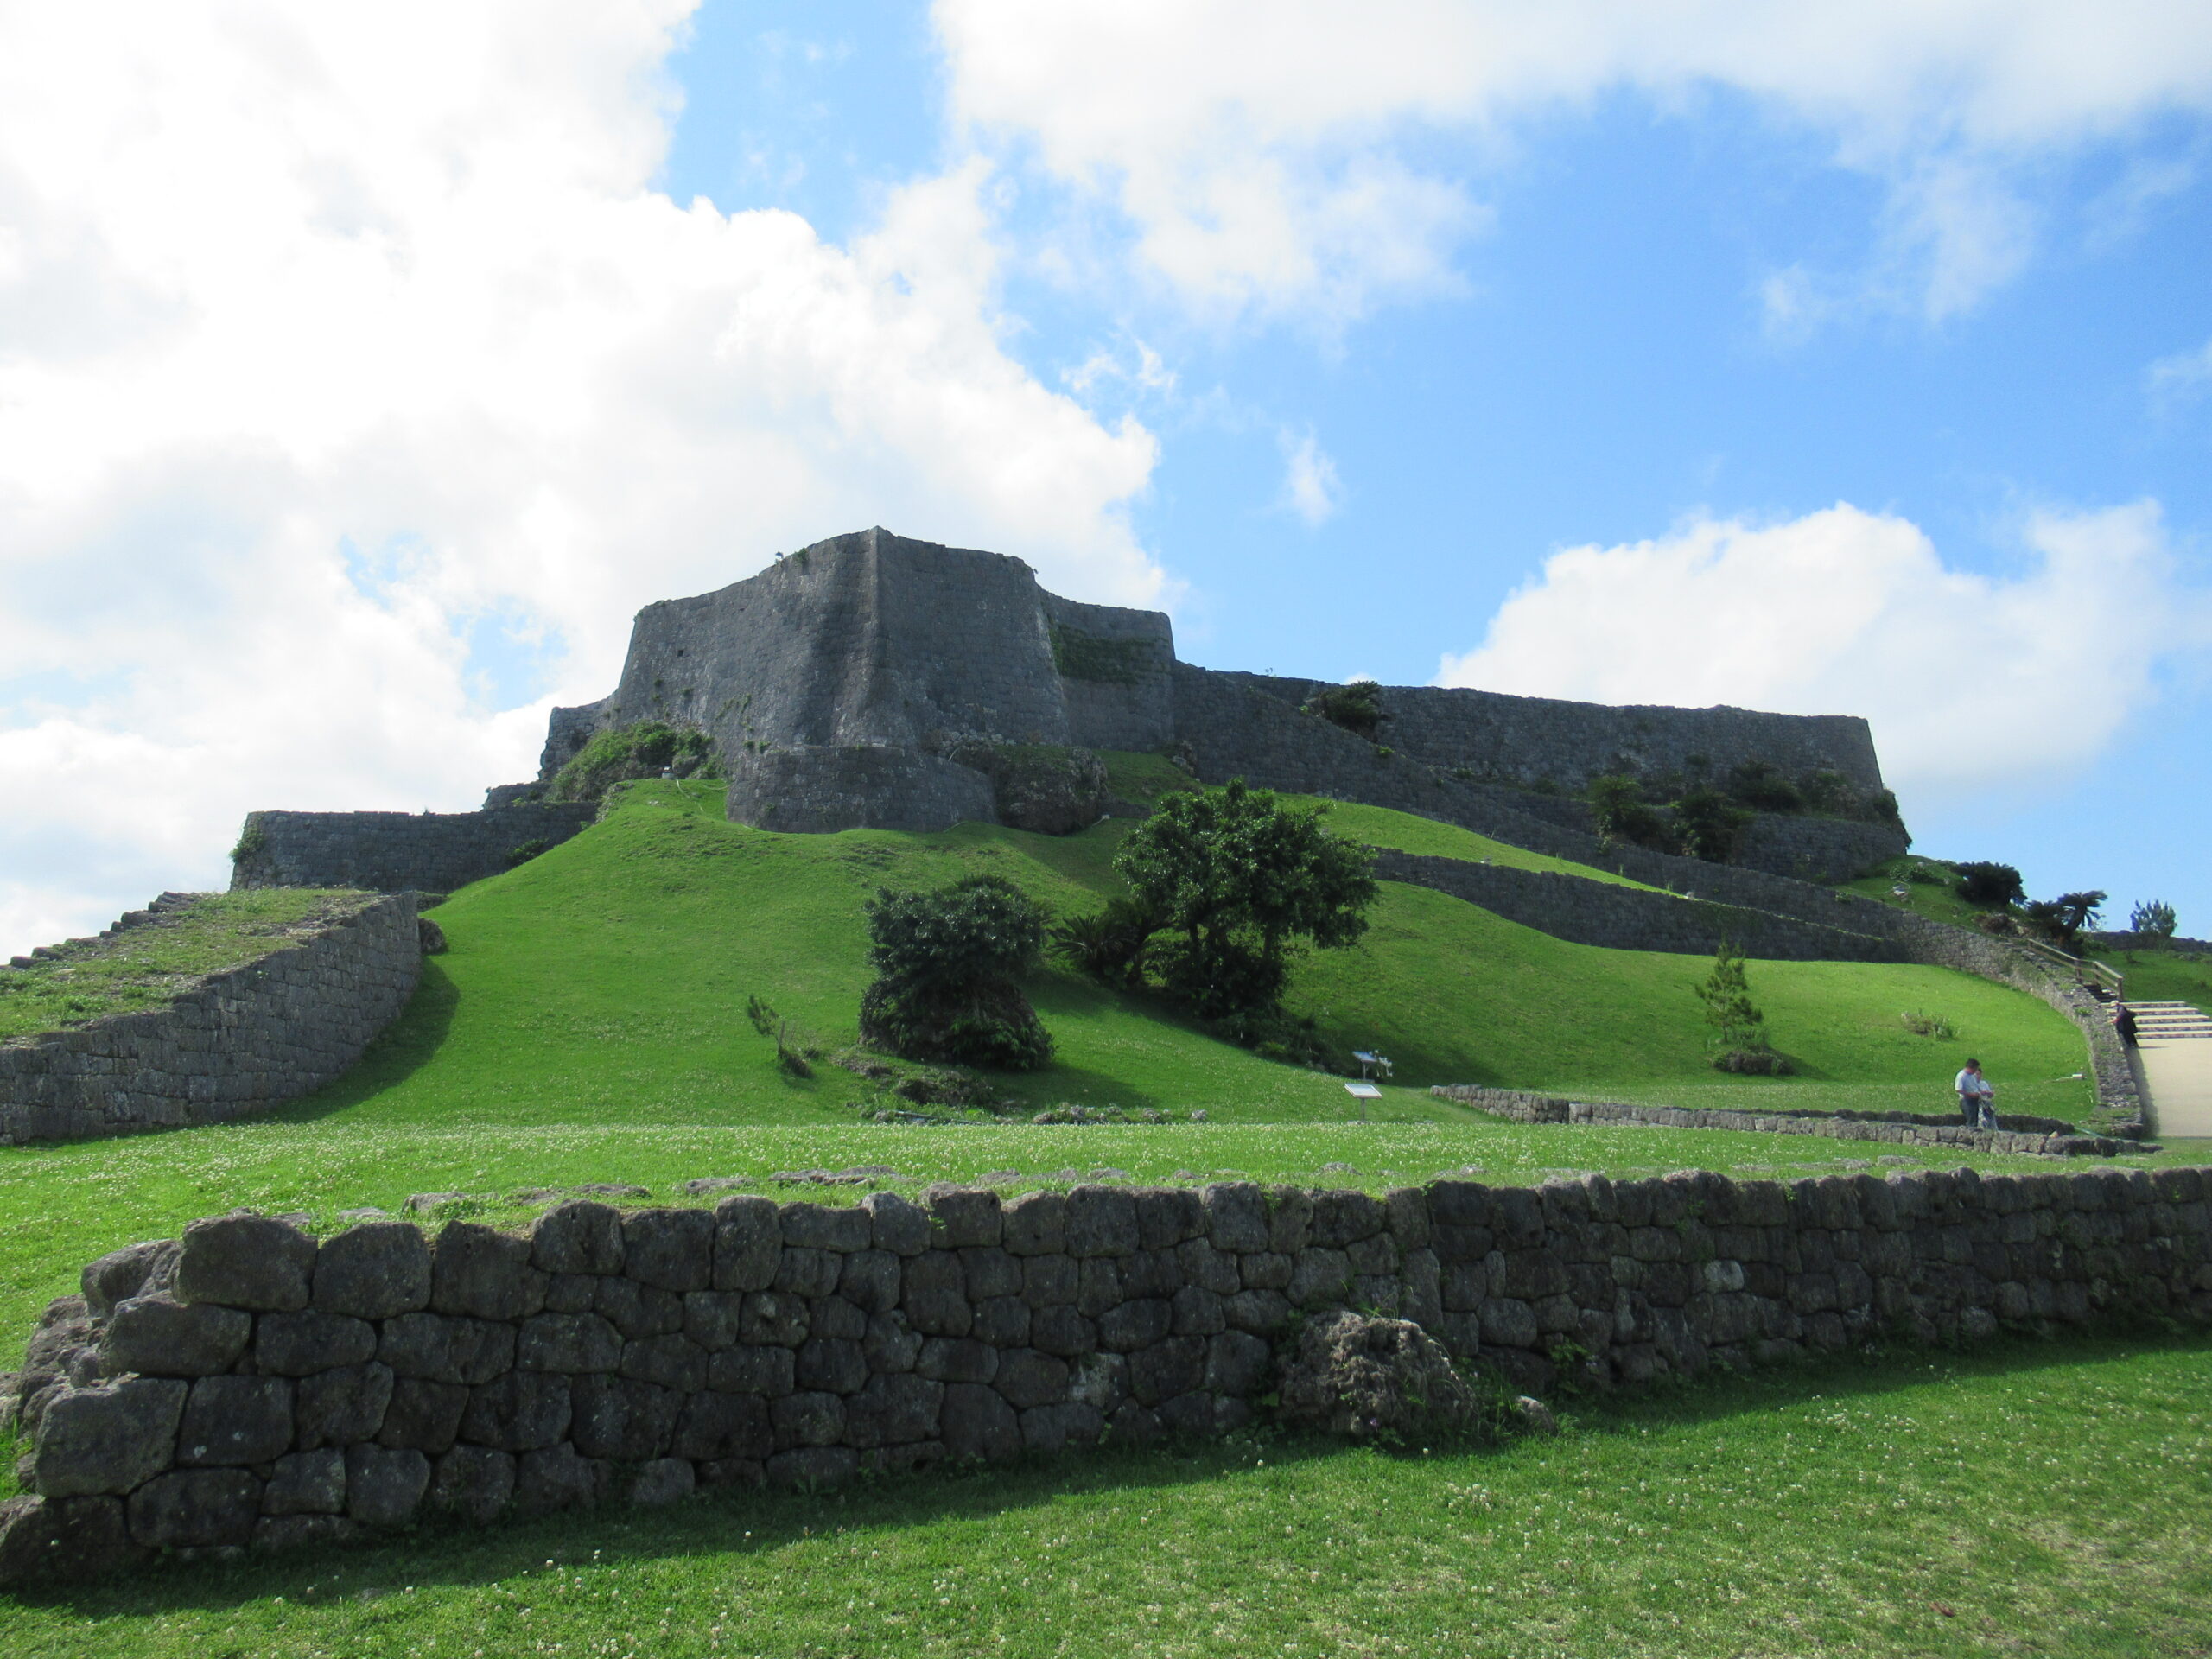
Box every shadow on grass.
[15,1323,2209,1620]
[264,959,461,1124]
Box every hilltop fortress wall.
[235,528,1905,893]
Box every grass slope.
[296,780,2092,1132]
[3,1332,2206,1657]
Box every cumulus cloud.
[0,3,1162,956]
[2149,337,2212,402]
[1280,431,1342,526]
[1435,500,2209,800]
[936,0,2212,325]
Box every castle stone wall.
[6,1166,2207,1580]
[725,747,998,835]
[0,895,420,1146]
[230,807,595,896]
[1041,593,1176,752]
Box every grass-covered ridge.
[0,890,372,1043]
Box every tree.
[2024,890,2106,952]
[1587,774,1672,852]
[858,874,1053,1071]
[1301,679,1385,740]
[1955,862,2025,906]
[1112,779,1376,1020]
[2129,899,2178,939]
[1673,786,1751,864]
[1695,939,1789,1074]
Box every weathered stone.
[796,1338,868,1395]
[771,1390,846,1449]
[512,1445,607,1514]
[1021,1253,1078,1308]
[429,1445,515,1524]
[708,1344,797,1395]
[1205,1330,1272,1396]
[918,1337,999,1384]
[1065,1185,1140,1257]
[713,1196,783,1290]
[263,1449,346,1516]
[924,1185,1003,1249]
[1129,1337,1206,1406]
[766,1446,858,1487]
[780,1203,873,1253]
[99,1294,250,1379]
[1018,1402,1104,1453]
[863,1311,924,1374]
[516,1311,623,1373]
[1171,1285,1224,1338]
[253,1513,362,1554]
[623,1333,709,1393]
[1287,1248,1352,1309]
[595,1274,685,1339]
[1108,1399,1162,1444]
[128,1468,261,1548]
[32,1377,187,1497]
[1479,1297,1539,1349]
[775,1247,843,1298]
[1347,1234,1401,1277]
[993,1348,1070,1410]
[1077,1256,1124,1317]
[338,1444,429,1528]
[543,1273,598,1313]
[1239,1251,1292,1290]
[1098,1299,1173,1353]
[1309,1190,1385,1249]
[256,1311,378,1376]
[461,1373,572,1452]
[430,1222,547,1321]
[671,1391,772,1461]
[1136,1188,1204,1251]
[1267,1187,1313,1255]
[379,1313,516,1385]
[1279,1310,1478,1440]
[940,1382,1020,1460]
[177,1376,292,1466]
[1029,1304,1098,1357]
[1385,1187,1433,1249]
[174,1212,315,1313]
[1223,1288,1292,1335]
[624,1208,715,1293]
[82,1242,179,1318]
[529,1201,626,1275]
[376,1378,468,1453]
[809,1294,868,1343]
[846,1371,944,1447]
[861,1191,930,1258]
[1001,1190,1066,1256]
[571,1375,679,1460]
[629,1458,696,1506]
[902,1251,972,1337]
[739,1290,810,1348]
[0,1493,145,1585]
[313,1220,432,1319]
[296,1363,393,1449]
[838,1249,901,1313]
[1201,1183,1268,1253]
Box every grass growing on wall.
[2,1330,2206,1657]
[0,890,370,1042]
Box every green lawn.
[0,890,360,1041]
[3,1330,2205,1657]
[2106,946,2212,1019]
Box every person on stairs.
[1955,1058,1996,1129]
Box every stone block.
[1077,1256,1124,1316]
[1287,1248,1352,1309]
[1136,1188,1203,1251]
[771,1391,847,1449]
[712,1196,783,1290]
[1177,1237,1241,1296]
[709,1344,797,1396]
[518,1312,623,1373]
[839,1249,901,1313]
[861,1191,931,1258]
[1309,1190,1384,1249]
[796,1338,868,1395]
[624,1209,715,1293]
[175,1212,315,1312]
[1028,1305,1097,1357]
[629,1459,696,1507]
[81,1241,179,1319]
[623,1333,709,1393]
[429,1445,515,1524]
[1098,1299,1172,1353]
[32,1377,187,1497]
[972,1295,1031,1348]
[461,1373,572,1452]
[739,1290,810,1348]
[780,1203,873,1254]
[1385,1187,1433,1250]
[99,1295,250,1378]
[1129,1337,1206,1406]
[378,1313,516,1385]
[513,1445,607,1514]
[1065,1186,1139,1257]
[1018,1402,1103,1454]
[918,1338,999,1384]
[1267,1188,1313,1255]
[175,1376,292,1466]
[1223,1288,1292,1335]
[1201,1183,1268,1253]
[1001,1190,1065,1256]
[671,1391,772,1462]
[529,1201,625,1276]
[256,1312,378,1376]
[775,1247,843,1298]
[925,1185,1003,1249]
[596,1274,685,1339]
[128,1468,261,1548]
[571,1375,680,1461]
[376,1379,467,1454]
[993,1348,1070,1410]
[263,1449,346,1516]
[903,1251,972,1337]
[1172,1285,1224,1338]
[1205,1331,1272,1397]
[940,1382,1020,1461]
[430,1222,546,1322]
[846,1372,944,1448]
[295,1363,393,1450]
[766,1446,858,1488]
[313,1220,432,1319]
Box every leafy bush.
[1047,897,1159,988]
[2129,899,2178,938]
[858,875,1053,1071]
[746,994,817,1077]
[1899,1010,1956,1039]
[1673,787,1751,864]
[1802,769,1853,815]
[1587,775,1673,852]
[1955,862,2025,906]
[2024,891,2106,951]
[1115,779,1376,1021]
[547,721,719,803]
[230,823,269,862]
[1725,760,1805,814]
[1301,680,1386,741]
[505,838,550,868]
[1975,912,2016,936]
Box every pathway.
[2126,1001,2212,1139]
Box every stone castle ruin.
[232,527,1908,893]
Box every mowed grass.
[1,1330,2206,1658]
[286,781,2093,1131]
[2106,946,2212,1020]
[0,890,360,1041]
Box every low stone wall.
[1373,851,1906,963]
[231,807,595,896]
[1427,1085,2149,1158]
[724,747,998,834]
[3,1167,2206,1582]
[0,894,422,1147]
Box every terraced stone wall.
[0,894,422,1147]
[4,1166,2208,1583]
[231,807,595,896]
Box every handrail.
[2012,934,2124,997]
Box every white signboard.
[1344,1082,1382,1099]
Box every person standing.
[1955,1058,1994,1128]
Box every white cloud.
[2149,338,2212,402]
[936,0,2212,326]
[0,3,1163,957]
[1279,430,1342,526]
[1435,500,2209,801]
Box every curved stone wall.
[231,806,595,896]
[0,894,422,1146]
[3,1166,2205,1582]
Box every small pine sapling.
[1695,940,1789,1074]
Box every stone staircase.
[2126,1001,2212,1138]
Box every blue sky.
[0,2,2207,953]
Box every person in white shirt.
[1955,1058,1995,1128]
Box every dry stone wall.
[0,895,422,1147]
[4,1166,2207,1583]
[231,807,595,897]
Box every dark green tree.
[1695,939,1789,1073]
[2023,890,2106,952]
[1300,679,1386,741]
[859,874,1053,1071]
[1672,786,1752,863]
[1955,861,2025,906]
[1587,774,1673,852]
[1112,779,1377,1020]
